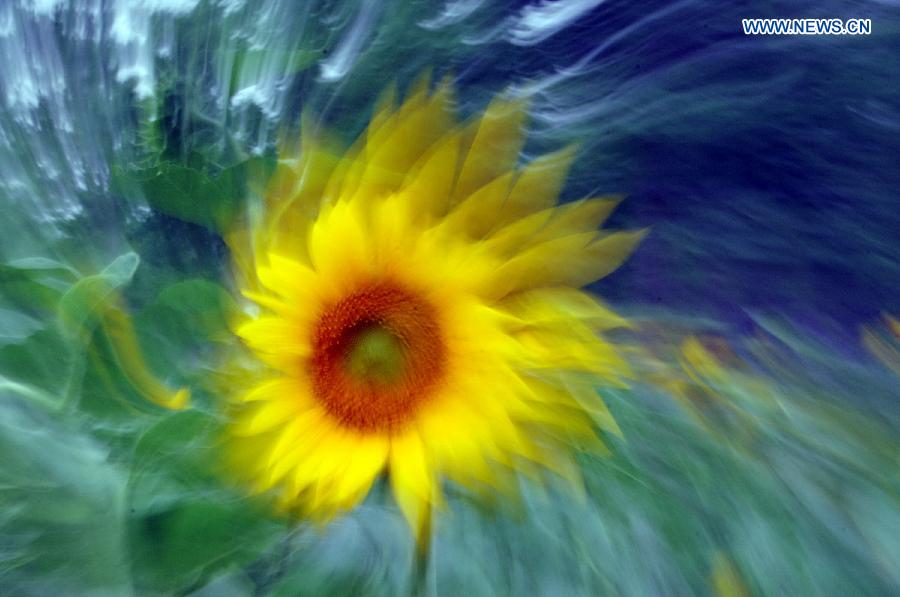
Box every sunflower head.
[225,73,643,539]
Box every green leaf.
[57,252,140,336]
[0,327,72,399]
[101,251,141,282]
[0,308,44,344]
[0,258,76,312]
[128,411,279,592]
[139,162,238,231]
[131,500,277,593]
[117,157,274,234]
[153,278,238,340]
[125,279,237,406]
[7,257,79,275]
[131,410,221,499]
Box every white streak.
[509,0,605,46]
[419,0,485,30]
[230,84,278,119]
[111,0,201,98]
[318,0,380,82]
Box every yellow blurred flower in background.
[225,74,644,540]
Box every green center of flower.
[343,325,407,385]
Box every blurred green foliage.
[0,239,278,594]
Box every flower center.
[310,280,445,432]
[343,324,406,385]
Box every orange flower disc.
[310,279,445,432]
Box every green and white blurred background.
[1,1,898,595]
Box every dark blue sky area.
[452,0,900,343]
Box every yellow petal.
[239,378,304,402]
[418,396,496,482]
[233,398,303,436]
[368,74,447,175]
[484,229,648,298]
[240,290,294,317]
[453,96,527,202]
[307,200,369,283]
[236,316,311,357]
[367,82,397,140]
[265,409,332,485]
[440,172,514,238]
[327,433,389,508]
[256,253,318,299]
[500,144,578,223]
[501,287,629,331]
[401,132,462,221]
[485,196,622,257]
[389,430,434,539]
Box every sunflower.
[225,74,644,539]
